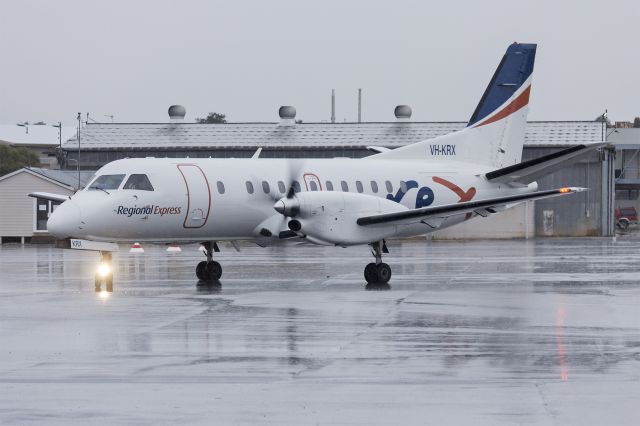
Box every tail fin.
[372,43,537,169]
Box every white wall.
[0,171,73,237]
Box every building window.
[278,181,286,194]
[246,181,254,194]
[217,181,225,194]
[371,181,379,193]
[36,198,61,231]
[325,181,334,191]
[356,181,363,193]
[385,180,393,193]
[262,181,270,194]
[341,181,349,192]
[309,181,318,191]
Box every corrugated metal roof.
[606,128,640,146]
[62,121,603,151]
[26,167,94,188]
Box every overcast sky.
[1,0,638,126]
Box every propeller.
[252,159,304,238]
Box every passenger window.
[325,181,334,191]
[89,174,126,191]
[217,181,225,194]
[385,180,393,193]
[246,181,254,194]
[356,181,363,193]
[371,181,379,193]
[341,181,349,192]
[278,181,286,194]
[400,180,408,193]
[262,181,270,194]
[310,181,318,191]
[292,181,301,193]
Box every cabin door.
[177,164,211,228]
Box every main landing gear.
[364,241,392,285]
[95,251,114,292]
[196,241,222,282]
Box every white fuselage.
[48,157,537,245]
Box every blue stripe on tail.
[467,43,537,127]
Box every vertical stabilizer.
[372,43,537,169]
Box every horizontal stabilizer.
[357,187,585,227]
[485,143,606,186]
[28,192,70,203]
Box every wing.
[485,143,606,186]
[357,187,585,227]
[28,192,70,203]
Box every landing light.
[98,290,110,301]
[559,187,571,193]
[97,263,111,277]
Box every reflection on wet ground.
[1,238,640,425]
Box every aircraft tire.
[364,263,378,284]
[196,261,207,280]
[206,261,222,281]
[376,263,392,284]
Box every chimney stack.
[278,106,296,127]
[168,105,186,122]
[394,105,412,122]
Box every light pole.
[51,122,62,150]
[51,122,63,169]
[77,113,81,189]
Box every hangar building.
[55,106,614,239]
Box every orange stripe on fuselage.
[474,85,531,128]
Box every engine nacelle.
[279,191,408,246]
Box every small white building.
[0,168,92,243]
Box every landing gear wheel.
[364,263,378,284]
[376,263,392,284]
[206,261,222,281]
[196,261,207,280]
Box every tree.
[195,112,227,124]
[0,145,40,176]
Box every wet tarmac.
[1,238,639,425]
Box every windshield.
[123,174,154,191]
[88,174,126,191]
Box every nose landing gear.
[95,251,114,292]
[196,241,222,282]
[364,241,392,285]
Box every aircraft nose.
[47,201,82,238]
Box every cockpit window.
[88,174,126,191]
[123,174,154,191]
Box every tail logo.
[433,176,476,220]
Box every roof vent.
[168,105,186,122]
[394,105,412,122]
[278,106,296,127]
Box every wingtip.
[561,187,588,193]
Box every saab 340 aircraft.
[33,43,603,289]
